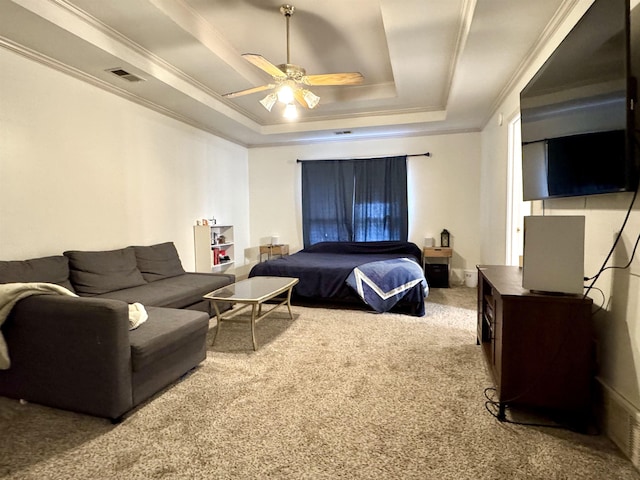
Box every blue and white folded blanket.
[346,258,428,313]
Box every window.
[301,156,408,247]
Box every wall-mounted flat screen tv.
[520,0,638,201]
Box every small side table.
[423,247,453,288]
[259,244,289,262]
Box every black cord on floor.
[482,387,596,433]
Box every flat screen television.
[520,0,639,201]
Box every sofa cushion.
[132,242,186,282]
[0,256,74,292]
[128,306,208,372]
[64,247,147,295]
[95,272,234,309]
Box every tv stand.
[477,265,593,425]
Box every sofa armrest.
[0,295,133,420]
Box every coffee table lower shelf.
[203,276,299,351]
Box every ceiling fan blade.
[222,83,275,99]
[304,72,364,86]
[294,89,309,109]
[242,53,286,78]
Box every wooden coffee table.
[204,276,299,350]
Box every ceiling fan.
[222,4,364,119]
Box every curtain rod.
[296,153,430,163]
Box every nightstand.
[259,244,289,262]
[423,247,453,288]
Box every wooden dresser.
[477,265,593,424]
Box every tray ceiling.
[0,0,573,146]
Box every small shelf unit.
[194,224,235,272]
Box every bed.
[248,241,428,316]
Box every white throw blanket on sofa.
[0,282,148,370]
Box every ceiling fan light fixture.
[301,89,320,109]
[259,93,278,111]
[283,103,298,120]
[222,4,364,120]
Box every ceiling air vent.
[106,68,145,83]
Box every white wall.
[247,133,482,283]
[479,109,515,266]
[480,0,640,412]
[538,196,640,409]
[0,48,250,271]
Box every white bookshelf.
[194,224,234,272]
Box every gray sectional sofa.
[0,242,234,421]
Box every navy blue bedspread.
[249,241,427,316]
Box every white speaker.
[522,215,585,295]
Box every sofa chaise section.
[129,306,208,407]
[0,296,209,420]
[0,242,234,420]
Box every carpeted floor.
[1,286,639,479]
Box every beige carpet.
[1,287,639,479]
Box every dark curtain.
[302,160,355,247]
[302,155,408,247]
[353,156,408,241]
